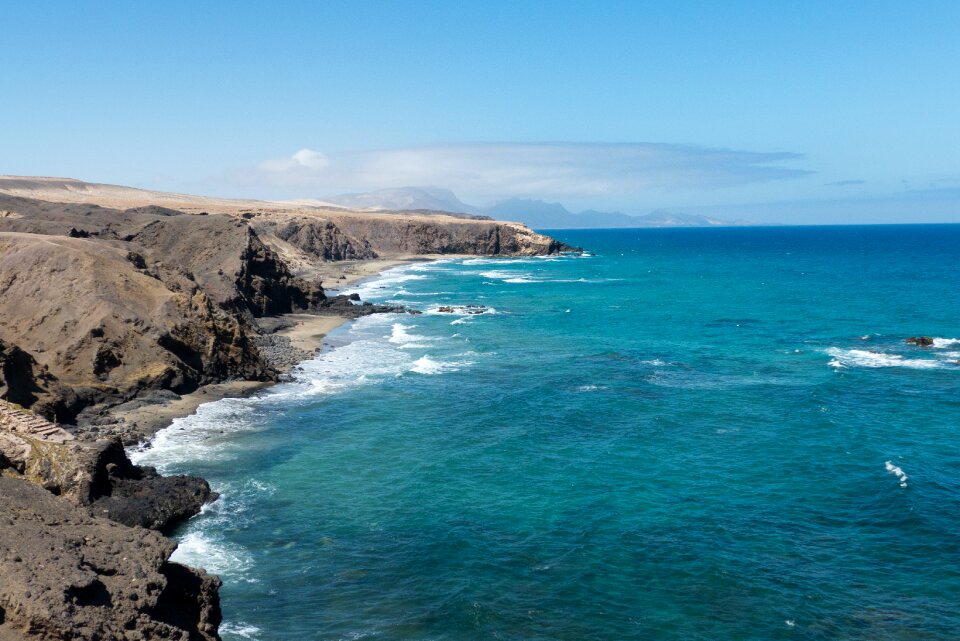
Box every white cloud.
[256,148,329,173]
[230,143,810,202]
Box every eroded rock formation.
[0,476,221,641]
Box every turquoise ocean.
[133,225,960,640]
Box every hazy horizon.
[3,2,959,225]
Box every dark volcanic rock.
[261,217,378,261]
[90,469,216,532]
[0,339,81,423]
[326,216,571,256]
[318,295,406,318]
[0,429,214,532]
[905,336,934,346]
[0,476,221,641]
[122,215,325,318]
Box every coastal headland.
[0,176,570,640]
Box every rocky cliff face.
[250,211,571,265]
[0,403,220,640]
[259,216,378,261]
[0,339,80,423]
[0,476,221,641]
[0,416,214,531]
[0,233,272,423]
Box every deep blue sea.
[133,225,960,641]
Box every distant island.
[323,187,754,229]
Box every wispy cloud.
[227,143,811,201]
[826,179,865,187]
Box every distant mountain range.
[324,187,752,229]
[326,187,484,215]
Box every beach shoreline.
[113,254,452,445]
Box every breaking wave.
[826,348,949,370]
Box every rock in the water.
[906,336,934,346]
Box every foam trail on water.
[339,265,429,300]
[885,460,908,487]
[172,531,256,581]
[826,348,945,370]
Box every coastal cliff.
[0,176,571,641]
[0,178,569,427]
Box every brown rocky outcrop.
[0,339,81,424]
[0,476,221,641]
[259,216,378,261]
[0,403,215,531]
[0,233,272,421]
[0,404,219,639]
[121,215,325,318]
[0,182,568,424]
[319,215,568,256]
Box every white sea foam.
[339,268,428,300]
[220,622,262,640]
[479,269,530,281]
[932,337,960,348]
[407,258,457,271]
[410,356,443,374]
[388,323,436,346]
[394,290,449,297]
[462,257,551,265]
[409,355,474,375]
[885,460,908,487]
[826,348,945,370]
[641,359,670,367]
[172,531,256,581]
[129,396,265,471]
[424,305,497,316]
[476,268,611,285]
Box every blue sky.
[2,1,959,223]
